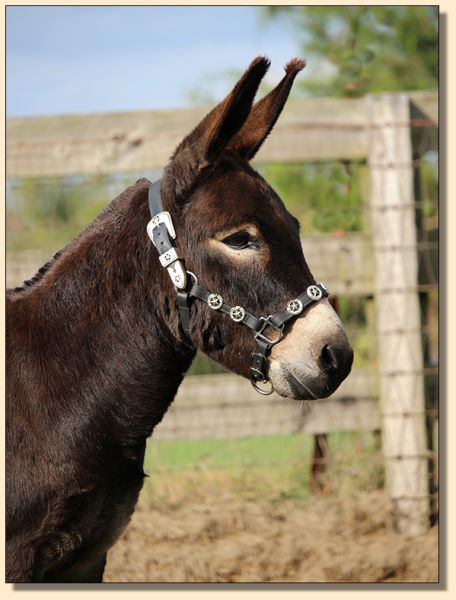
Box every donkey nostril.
[318,342,354,377]
[319,344,338,371]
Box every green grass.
[145,431,380,472]
[144,433,314,472]
[143,431,384,504]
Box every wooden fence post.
[367,93,429,534]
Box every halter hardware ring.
[255,316,284,345]
[186,271,198,286]
[251,378,275,396]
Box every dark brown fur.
[6,57,347,582]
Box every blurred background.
[6,5,439,583]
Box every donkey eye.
[221,231,257,250]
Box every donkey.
[6,57,353,583]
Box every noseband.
[147,180,328,395]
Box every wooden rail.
[5,90,439,533]
[6,232,437,293]
[6,91,437,178]
[6,235,373,294]
[153,370,379,441]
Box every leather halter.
[147,180,328,395]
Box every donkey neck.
[8,178,195,441]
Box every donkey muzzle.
[269,299,353,400]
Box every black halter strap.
[146,180,328,395]
[148,179,162,216]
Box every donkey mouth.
[276,363,350,402]
[286,370,318,401]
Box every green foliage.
[262,6,438,97]
[185,7,437,105]
[420,153,438,223]
[336,297,371,369]
[259,161,365,234]
[185,68,274,108]
[188,352,227,376]
[6,174,112,252]
[7,169,166,254]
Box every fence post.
[367,93,429,534]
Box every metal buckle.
[146,211,176,244]
[254,316,284,345]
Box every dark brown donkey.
[6,57,353,582]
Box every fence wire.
[6,109,438,519]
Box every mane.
[8,250,64,294]
[7,177,151,296]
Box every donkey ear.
[228,58,306,160]
[163,56,270,200]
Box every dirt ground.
[104,473,438,583]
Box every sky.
[6,6,301,118]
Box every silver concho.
[230,306,245,323]
[208,293,223,310]
[287,299,303,315]
[307,285,323,301]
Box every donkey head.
[159,57,353,400]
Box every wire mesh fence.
[5,92,438,531]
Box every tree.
[262,6,438,97]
